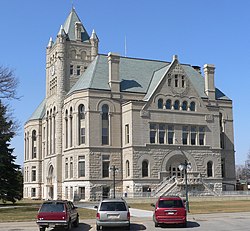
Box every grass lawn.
[1,199,250,222]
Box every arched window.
[102,104,109,145]
[78,104,85,145]
[65,110,68,149]
[53,107,56,154]
[182,101,188,111]
[126,160,130,177]
[174,100,180,110]
[70,107,73,147]
[207,161,213,177]
[166,99,172,110]
[158,98,163,109]
[142,160,149,177]
[190,101,196,111]
[32,130,37,159]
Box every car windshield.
[158,200,184,208]
[100,202,127,211]
[40,202,65,212]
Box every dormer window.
[158,99,163,109]
[175,75,178,87]
[182,75,185,88]
[77,66,81,75]
[70,65,73,75]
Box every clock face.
[50,65,55,76]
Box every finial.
[47,37,54,48]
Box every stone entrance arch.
[161,149,197,178]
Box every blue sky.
[1,0,249,166]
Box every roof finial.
[71,0,75,10]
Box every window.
[182,101,188,111]
[150,124,157,144]
[199,127,205,145]
[158,98,163,109]
[190,101,196,111]
[70,157,73,178]
[65,161,68,179]
[78,156,85,177]
[207,161,213,177]
[102,104,109,145]
[181,75,185,88]
[174,100,180,110]
[102,155,110,178]
[182,126,188,145]
[32,130,37,159]
[70,65,73,75]
[142,160,149,177]
[79,187,85,200]
[168,78,171,87]
[168,126,174,144]
[31,188,36,197]
[65,110,68,149]
[159,124,165,144]
[70,108,73,147]
[125,124,129,144]
[31,167,36,181]
[126,160,130,177]
[77,65,81,75]
[175,74,178,87]
[81,51,86,60]
[78,104,85,145]
[65,187,68,199]
[166,99,172,109]
[191,126,197,145]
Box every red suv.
[37,200,79,231]
[152,196,187,227]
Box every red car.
[152,196,187,227]
[37,200,79,231]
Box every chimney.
[204,64,215,100]
[108,52,120,92]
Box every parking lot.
[1,212,250,231]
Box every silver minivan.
[95,198,130,230]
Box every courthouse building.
[23,8,236,200]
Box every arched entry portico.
[161,149,197,178]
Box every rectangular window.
[70,158,73,178]
[31,169,36,181]
[79,187,85,200]
[182,126,188,145]
[78,156,85,177]
[65,162,68,179]
[70,65,74,75]
[65,186,68,199]
[77,66,81,75]
[159,124,165,144]
[191,126,197,145]
[125,124,129,144]
[80,128,85,144]
[31,188,36,197]
[102,155,110,178]
[150,124,157,143]
[199,127,205,145]
[168,126,174,144]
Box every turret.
[90,29,99,60]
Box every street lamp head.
[178,164,184,171]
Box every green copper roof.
[68,54,230,101]
[28,99,46,121]
[63,8,90,42]
[68,55,168,95]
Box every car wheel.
[73,215,79,227]
[183,221,187,228]
[39,227,46,231]
[96,224,101,230]
[65,220,72,230]
[154,222,159,227]
[124,223,130,230]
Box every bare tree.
[0,66,19,100]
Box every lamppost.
[110,165,118,198]
[178,160,191,212]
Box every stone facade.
[23,9,236,201]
